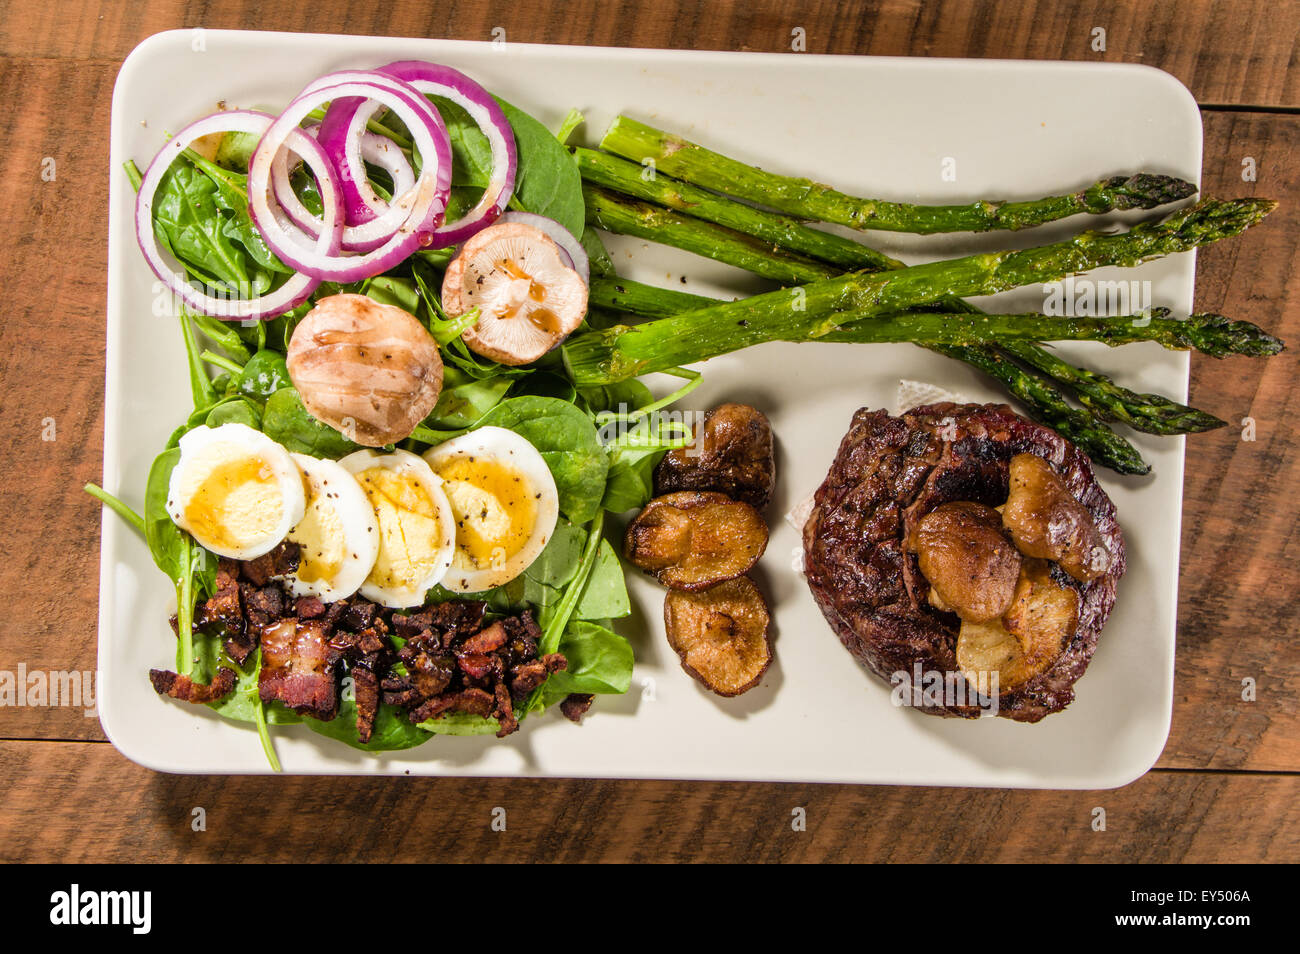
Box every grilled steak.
[802,402,1125,722]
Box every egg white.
[422,426,559,593]
[167,423,305,561]
[338,449,456,608]
[284,453,380,602]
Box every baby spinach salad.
[95,61,698,768]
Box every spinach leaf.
[539,621,635,708]
[581,379,653,415]
[601,445,667,514]
[261,387,360,459]
[473,396,608,524]
[523,519,586,588]
[425,367,513,429]
[144,447,186,582]
[573,540,631,620]
[510,371,577,404]
[188,629,302,726]
[360,275,421,314]
[185,148,289,279]
[429,96,495,191]
[419,711,502,736]
[151,161,254,291]
[236,350,291,400]
[496,97,586,239]
[305,679,432,751]
[205,397,262,429]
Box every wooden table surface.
[2,0,1296,863]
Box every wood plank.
[1,55,1297,773]
[1167,110,1300,769]
[0,56,110,741]
[0,740,1294,862]
[0,0,1297,107]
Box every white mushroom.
[442,222,588,366]
[286,293,443,447]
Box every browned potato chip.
[908,501,1022,622]
[664,577,772,696]
[654,403,775,510]
[625,491,768,591]
[1002,453,1111,581]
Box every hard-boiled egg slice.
[422,426,559,593]
[167,423,305,561]
[338,449,456,608]
[283,453,380,603]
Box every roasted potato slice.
[908,501,1022,622]
[664,576,772,696]
[956,559,1078,692]
[625,491,768,591]
[1002,453,1111,581]
[654,403,775,510]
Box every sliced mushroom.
[286,294,444,447]
[907,501,1022,622]
[625,491,768,591]
[653,402,776,509]
[956,559,1078,692]
[664,576,772,696]
[1002,453,1111,581]
[441,222,588,366]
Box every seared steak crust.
[802,402,1126,722]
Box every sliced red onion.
[134,110,341,321]
[248,72,452,282]
[377,60,518,248]
[269,126,415,252]
[500,211,589,284]
[361,132,416,200]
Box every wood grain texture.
[1171,111,1300,770]
[0,0,1297,862]
[0,741,1295,862]
[0,0,1297,106]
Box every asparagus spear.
[584,175,1265,439]
[600,116,1199,234]
[583,183,838,284]
[925,344,1153,473]
[999,341,1224,433]
[564,198,1274,384]
[589,275,720,318]
[581,277,1152,472]
[575,147,899,271]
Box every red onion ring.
[248,72,453,281]
[375,61,517,247]
[499,211,590,284]
[134,110,342,321]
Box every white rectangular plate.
[103,30,1200,786]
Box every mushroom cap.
[286,293,443,447]
[442,222,588,366]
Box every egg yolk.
[287,476,345,585]
[356,467,446,592]
[183,455,284,552]
[433,455,536,571]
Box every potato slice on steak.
[907,501,1022,622]
[625,491,768,590]
[653,403,775,510]
[1002,453,1112,581]
[957,559,1079,692]
[664,577,772,696]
